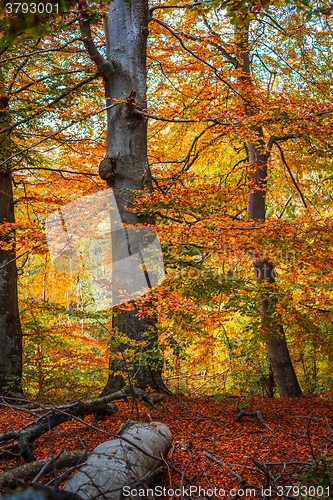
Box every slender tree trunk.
[80,0,165,393]
[0,98,23,395]
[234,23,302,397]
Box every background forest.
[1,0,333,403]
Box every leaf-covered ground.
[0,396,332,499]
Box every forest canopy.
[1,0,333,402]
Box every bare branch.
[0,103,117,169]
[236,410,273,431]
[203,452,246,483]
[12,70,82,95]
[0,38,83,65]
[149,2,201,14]
[4,484,84,500]
[278,195,292,219]
[0,451,88,488]
[135,108,236,125]
[0,72,100,136]
[274,142,307,209]
[15,167,98,177]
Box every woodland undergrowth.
[0,393,332,499]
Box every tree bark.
[234,23,302,397]
[0,451,88,488]
[80,0,165,393]
[0,97,23,396]
[63,420,172,500]
[103,0,165,393]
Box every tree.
[0,94,22,395]
[77,0,166,392]
[0,24,103,396]
[139,2,333,396]
[234,21,302,396]
[1,0,333,399]
[0,4,167,397]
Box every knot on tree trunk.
[99,158,116,182]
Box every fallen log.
[63,420,173,500]
[0,450,88,488]
[0,387,159,464]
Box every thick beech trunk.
[0,97,23,396]
[103,0,163,392]
[79,1,164,392]
[235,24,302,397]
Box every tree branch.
[203,452,246,484]
[3,484,84,500]
[201,14,236,66]
[12,70,82,95]
[134,109,235,125]
[78,12,113,80]
[149,2,201,14]
[0,103,117,169]
[0,72,100,136]
[236,410,273,431]
[274,142,307,209]
[0,38,83,65]
[267,134,297,151]
[0,451,88,488]
[152,18,255,108]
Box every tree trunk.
[102,0,164,392]
[234,23,302,397]
[0,97,23,396]
[79,0,165,393]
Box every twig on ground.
[236,410,273,431]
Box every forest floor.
[0,395,332,499]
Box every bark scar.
[124,90,137,118]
